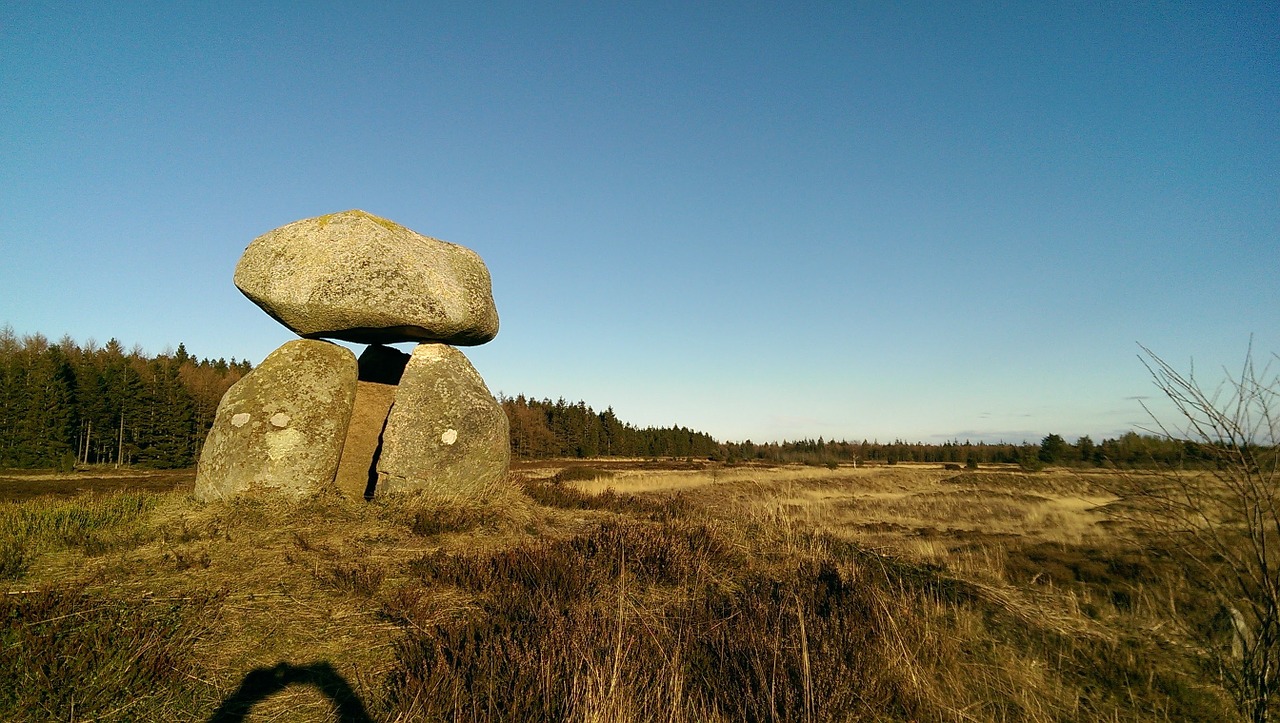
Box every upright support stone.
[376,343,510,500]
[333,345,410,500]
[195,340,357,501]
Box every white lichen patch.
[416,344,448,362]
[441,428,458,445]
[270,412,291,428]
[231,413,252,428]
[266,428,305,461]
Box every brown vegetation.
[0,460,1249,720]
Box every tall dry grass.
[0,464,1244,721]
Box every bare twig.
[1115,342,1280,722]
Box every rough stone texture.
[376,343,510,499]
[333,381,397,500]
[195,340,357,501]
[234,210,499,345]
[333,346,410,500]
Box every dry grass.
[0,461,1241,721]
[0,466,194,501]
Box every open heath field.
[0,461,1238,721]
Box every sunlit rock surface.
[376,343,510,499]
[195,339,356,500]
[234,210,499,345]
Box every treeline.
[501,395,720,459]
[0,330,1240,472]
[0,330,723,469]
[502,403,1214,468]
[728,432,1222,469]
[0,328,249,469]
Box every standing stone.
[333,345,410,500]
[376,344,510,499]
[233,210,499,346]
[195,340,357,501]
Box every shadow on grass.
[207,661,372,723]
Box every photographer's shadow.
[207,661,373,723]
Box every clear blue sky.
[2,2,1276,444]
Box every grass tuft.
[0,491,160,578]
[521,479,690,521]
[0,587,223,720]
[552,466,615,484]
[321,560,387,597]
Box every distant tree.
[134,354,197,468]
[15,342,78,467]
[103,343,146,465]
[0,326,22,464]
[1038,433,1068,464]
[179,355,244,456]
[0,332,250,469]
[600,407,626,456]
[1075,435,1096,466]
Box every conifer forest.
[1,329,1203,471]
[0,328,249,469]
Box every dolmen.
[194,210,510,503]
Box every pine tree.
[16,341,78,467]
[134,354,196,468]
[100,341,145,466]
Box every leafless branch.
[1115,342,1280,721]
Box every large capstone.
[233,210,499,345]
[376,343,510,500]
[195,339,357,501]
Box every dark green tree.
[134,354,196,468]
[1075,435,1096,466]
[16,341,78,467]
[1038,433,1068,464]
